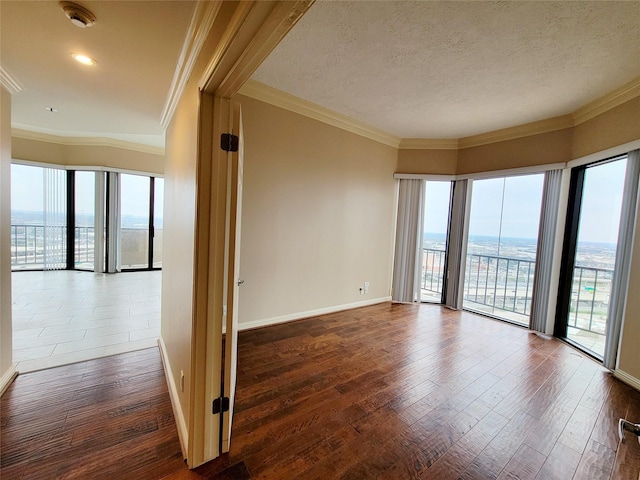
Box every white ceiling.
[1,1,196,148]
[252,1,640,139]
[2,1,639,148]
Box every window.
[463,174,544,325]
[10,164,163,272]
[556,157,628,358]
[421,181,452,303]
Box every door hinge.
[220,133,239,152]
[212,396,230,414]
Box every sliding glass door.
[120,173,163,270]
[74,171,96,270]
[421,181,452,302]
[463,174,544,325]
[555,157,628,358]
[11,164,66,271]
[11,165,163,272]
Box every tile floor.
[11,270,161,373]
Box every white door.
[222,102,243,452]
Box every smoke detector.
[60,1,96,28]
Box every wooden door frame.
[187,0,314,468]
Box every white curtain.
[94,172,106,273]
[530,169,563,332]
[106,171,121,273]
[444,179,470,309]
[603,149,640,369]
[43,167,67,270]
[392,179,425,303]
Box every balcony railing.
[567,265,613,336]
[11,224,162,270]
[463,253,536,321]
[11,224,46,268]
[421,248,446,297]
[12,224,94,269]
[75,226,95,267]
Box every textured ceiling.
[1,1,195,147]
[252,1,640,139]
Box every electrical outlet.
[364,282,370,294]
[180,370,185,392]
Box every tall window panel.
[421,181,452,303]
[11,164,45,270]
[74,171,96,270]
[555,156,632,360]
[463,174,544,325]
[120,173,151,270]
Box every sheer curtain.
[604,149,640,369]
[392,179,425,303]
[106,172,121,273]
[444,179,470,309]
[529,170,563,333]
[43,167,67,270]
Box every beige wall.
[236,94,398,325]
[396,149,457,175]
[457,128,573,175]
[11,136,164,174]
[572,96,640,159]
[1,87,13,382]
[618,202,640,380]
[161,86,199,435]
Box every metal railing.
[463,253,535,320]
[74,226,95,267]
[421,248,446,297]
[568,265,613,336]
[11,224,162,270]
[11,224,95,269]
[11,224,46,267]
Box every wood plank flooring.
[1,347,185,479]
[171,303,640,479]
[2,302,640,479]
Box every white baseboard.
[614,369,640,392]
[238,296,391,332]
[158,337,188,458]
[0,364,18,397]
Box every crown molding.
[159,1,222,129]
[0,67,23,95]
[458,115,574,149]
[238,80,401,148]
[572,76,640,126]
[240,75,640,151]
[399,138,459,150]
[12,128,165,156]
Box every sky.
[10,160,627,243]
[468,174,544,240]
[423,159,628,245]
[11,165,164,225]
[577,158,627,245]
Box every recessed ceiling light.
[44,107,59,113]
[72,53,97,66]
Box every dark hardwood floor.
[2,303,640,479]
[176,303,640,480]
[1,347,185,479]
